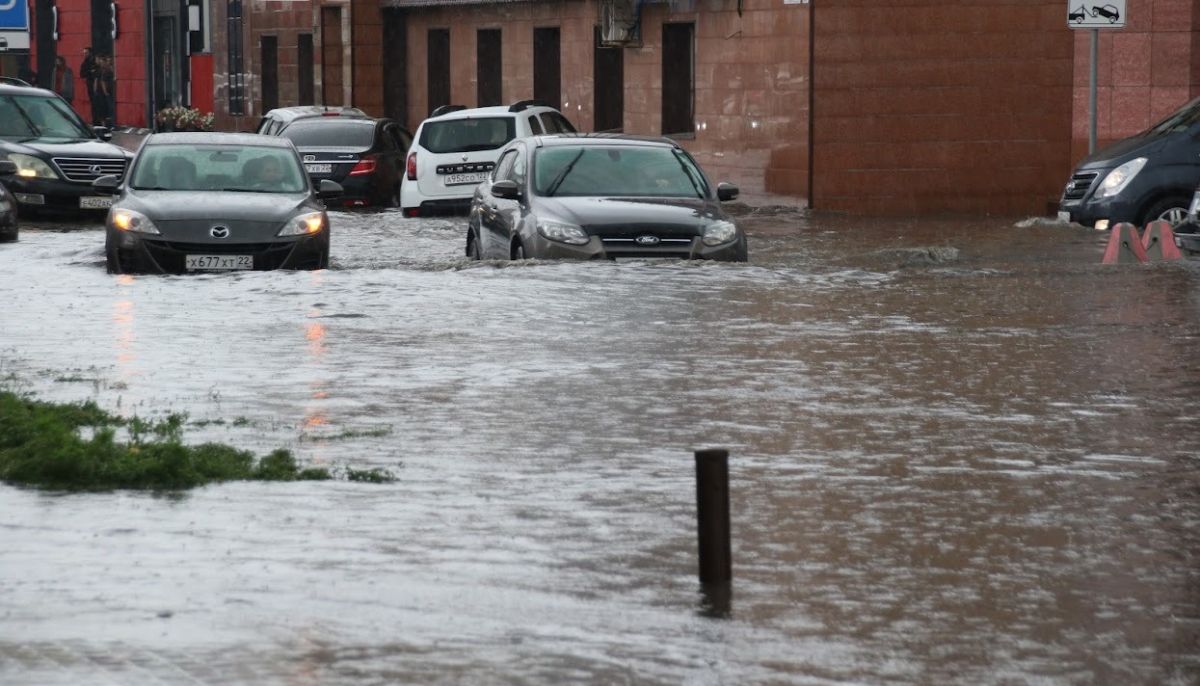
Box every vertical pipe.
[1089,28,1097,155]
[695,448,731,584]
[806,0,815,209]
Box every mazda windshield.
[130,145,308,193]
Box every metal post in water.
[1089,28,1098,155]
[695,448,732,584]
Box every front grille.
[52,157,128,183]
[140,239,297,272]
[150,240,287,255]
[600,236,695,258]
[1063,171,1098,201]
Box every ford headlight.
[8,153,59,180]
[279,211,327,236]
[536,218,589,245]
[702,220,738,246]
[109,208,160,235]
[1094,158,1147,199]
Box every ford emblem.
[210,226,230,239]
[635,234,660,246]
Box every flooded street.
[2,208,1199,684]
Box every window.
[540,112,576,134]
[419,117,516,153]
[477,29,502,107]
[533,27,561,109]
[281,121,376,148]
[130,145,306,193]
[528,115,544,135]
[427,29,450,115]
[298,34,314,106]
[593,26,623,133]
[261,36,278,113]
[493,149,517,181]
[533,145,707,198]
[661,23,694,136]
[227,0,246,115]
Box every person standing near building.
[97,55,116,128]
[80,47,99,124]
[51,56,75,104]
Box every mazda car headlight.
[536,218,589,245]
[7,153,59,180]
[109,208,160,235]
[279,211,327,237]
[1094,158,1147,199]
[702,220,738,246]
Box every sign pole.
[1089,28,1098,154]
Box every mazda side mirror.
[717,182,739,202]
[0,160,15,176]
[491,179,522,200]
[93,125,113,141]
[317,179,343,199]
[92,174,121,193]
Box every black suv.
[1059,97,1200,230]
[0,81,133,213]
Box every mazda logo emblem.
[635,234,660,246]
[210,226,230,239]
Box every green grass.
[0,391,395,491]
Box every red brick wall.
[1070,0,1200,164]
[351,0,383,115]
[812,0,1075,215]
[249,0,317,115]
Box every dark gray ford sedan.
[100,133,342,274]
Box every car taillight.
[349,156,377,177]
[406,152,417,181]
[404,207,420,218]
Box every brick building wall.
[811,1,1075,215]
[351,0,384,116]
[1070,0,1200,164]
[249,1,317,114]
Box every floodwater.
[1,208,1198,685]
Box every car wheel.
[467,231,482,260]
[511,240,527,261]
[1141,195,1191,228]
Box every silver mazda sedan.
[99,133,342,274]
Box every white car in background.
[400,100,575,217]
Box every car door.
[479,149,517,257]
[493,143,528,257]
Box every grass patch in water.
[0,391,394,490]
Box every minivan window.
[1145,97,1200,136]
[419,117,516,153]
[281,121,375,148]
[0,95,91,139]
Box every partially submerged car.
[276,116,412,208]
[1059,97,1200,230]
[466,134,747,262]
[1172,184,1200,255]
[0,160,17,242]
[99,133,342,274]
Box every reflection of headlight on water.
[702,220,737,246]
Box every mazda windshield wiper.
[544,149,586,197]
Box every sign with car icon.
[1068,1,1125,28]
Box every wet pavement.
[1,208,1199,685]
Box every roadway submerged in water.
[2,209,1198,684]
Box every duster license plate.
[444,172,488,186]
[186,255,253,271]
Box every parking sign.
[1068,2,1126,29]
[0,0,31,50]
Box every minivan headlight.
[279,211,327,236]
[7,153,59,180]
[1094,158,1147,199]
[536,218,589,245]
[109,208,160,235]
[702,220,738,246]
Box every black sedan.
[466,135,747,261]
[98,133,342,274]
[276,117,412,208]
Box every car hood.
[119,190,318,242]
[1073,132,1175,170]
[535,196,727,234]
[2,137,131,160]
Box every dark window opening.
[593,26,623,133]
[661,22,694,136]
[298,34,314,106]
[382,9,408,125]
[477,29,502,107]
[321,7,343,106]
[260,36,278,112]
[533,27,561,110]
[227,0,245,115]
[427,28,450,116]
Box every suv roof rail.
[430,104,467,118]
[0,76,32,87]
[509,99,550,112]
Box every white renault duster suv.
[400,100,575,216]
